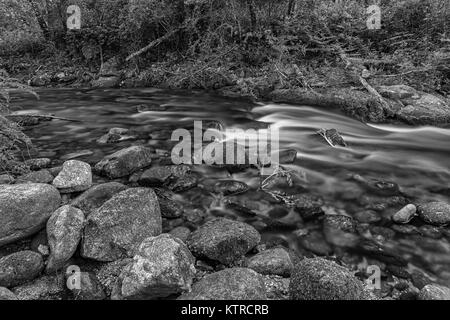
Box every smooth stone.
[418,202,450,225]
[0,287,18,300]
[81,188,162,262]
[213,180,249,196]
[187,218,261,265]
[114,234,196,299]
[0,183,61,246]
[178,268,267,300]
[0,251,44,287]
[46,205,85,272]
[289,257,366,300]
[71,182,127,215]
[96,128,138,144]
[95,146,153,178]
[52,160,92,193]
[392,204,417,224]
[247,248,294,277]
[16,170,54,184]
[418,284,450,300]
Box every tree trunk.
[27,0,51,40]
[246,0,257,31]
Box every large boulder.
[179,268,267,300]
[0,251,44,288]
[186,218,261,265]
[0,184,61,246]
[52,160,92,193]
[113,234,196,299]
[289,257,366,300]
[81,188,162,262]
[46,205,85,272]
[71,182,127,215]
[95,146,153,179]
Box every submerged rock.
[114,234,196,300]
[187,218,261,265]
[81,188,162,262]
[138,165,191,187]
[52,160,92,193]
[392,204,417,224]
[293,194,324,220]
[289,257,366,300]
[179,268,267,300]
[46,205,85,272]
[0,183,61,246]
[169,227,191,243]
[247,248,294,277]
[71,182,127,215]
[417,201,450,226]
[97,128,138,144]
[214,180,249,196]
[418,284,450,300]
[95,146,153,179]
[323,215,359,247]
[0,251,44,288]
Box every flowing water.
[11,88,450,287]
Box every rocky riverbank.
[1,139,450,300]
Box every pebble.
[52,160,92,193]
[392,204,417,224]
[0,251,44,288]
[247,248,294,277]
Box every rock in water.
[114,234,196,299]
[71,182,128,216]
[213,180,249,196]
[186,218,261,265]
[81,188,162,262]
[0,184,61,246]
[318,128,347,147]
[95,146,153,179]
[417,201,450,225]
[289,257,366,300]
[46,205,85,272]
[155,188,184,218]
[25,158,52,171]
[0,251,44,287]
[247,248,294,277]
[179,268,267,300]
[52,160,92,193]
[418,284,450,300]
[392,204,417,224]
[138,165,191,187]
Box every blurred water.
[10,87,450,285]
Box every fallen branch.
[125,27,183,62]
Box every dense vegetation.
[0,0,449,96]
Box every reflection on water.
[10,88,450,285]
